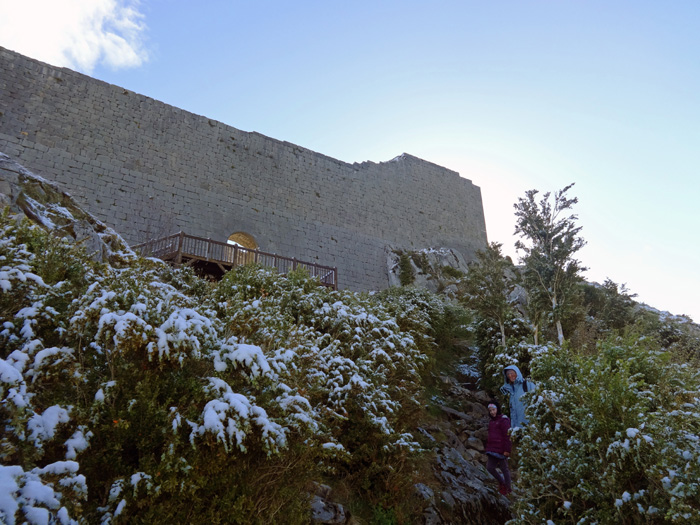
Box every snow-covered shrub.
[63,265,327,522]
[569,280,637,349]
[377,285,472,378]
[0,217,319,523]
[510,337,700,524]
[2,214,448,523]
[630,308,700,363]
[213,266,432,449]
[0,462,86,525]
[473,315,532,393]
[212,267,450,514]
[374,286,445,351]
[1,217,96,523]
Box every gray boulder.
[0,152,135,266]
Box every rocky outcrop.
[310,367,514,524]
[416,374,512,524]
[0,152,134,266]
[387,247,468,296]
[307,370,513,524]
[310,483,356,524]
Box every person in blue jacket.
[499,364,535,429]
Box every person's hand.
[504,452,510,457]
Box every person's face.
[488,405,497,417]
[506,370,517,383]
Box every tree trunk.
[498,319,506,348]
[552,296,565,345]
[556,320,564,346]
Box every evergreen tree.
[459,242,516,347]
[583,278,638,331]
[514,184,586,345]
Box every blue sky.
[2,1,699,321]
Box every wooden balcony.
[132,232,338,290]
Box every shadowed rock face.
[387,247,468,296]
[0,152,134,266]
[310,378,514,524]
[417,375,513,524]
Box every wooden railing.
[132,232,338,289]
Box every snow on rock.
[0,152,135,266]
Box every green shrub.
[511,336,700,524]
[0,219,322,523]
[629,308,700,361]
[440,265,464,279]
[212,268,436,511]
[410,252,430,274]
[473,315,532,393]
[397,253,415,286]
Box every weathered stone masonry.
[0,46,488,290]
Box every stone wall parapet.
[0,46,488,290]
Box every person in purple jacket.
[485,399,512,495]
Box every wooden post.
[175,231,184,265]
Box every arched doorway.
[227,232,258,265]
[227,232,258,249]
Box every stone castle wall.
[0,47,487,290]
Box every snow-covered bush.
[473,315,533,393]
[0,216,321,522]
[2,214,445,523]
[212,266,441,501]
[630,307,700,362]
[510,337,700,524]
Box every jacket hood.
[503,364,524,384]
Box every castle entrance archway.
[227,232,258,265]
[227,232,258,249]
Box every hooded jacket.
[486,401,512,456]
[499,364,535,429]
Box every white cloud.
[0,0,148,73]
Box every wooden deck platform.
[132,232,337,289]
